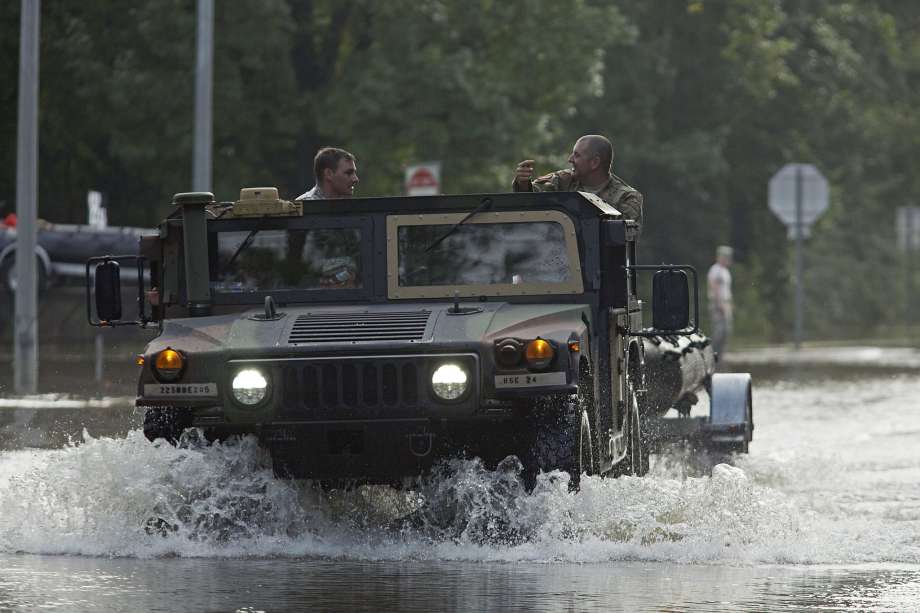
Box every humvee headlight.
[431,363,469,401]
[525,338,555,370]
[153,348,184,381]
[232,369,269,406]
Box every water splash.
[1,427,915,564]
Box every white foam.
[0,432,907,564]
[0,395,133,410]
[0,377,918,563]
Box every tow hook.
[408,432,434,457]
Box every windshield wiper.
[222,218,267,274]
[424,197,493,253]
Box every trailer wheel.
[526,394,596,490]
[706,373,754,456]
[612,391,649,477]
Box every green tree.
[290,0,629,195]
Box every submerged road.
[0,358,918,611]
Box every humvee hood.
[148,309,291,353]
[147,313,240,354]
[483,303,589,343]
[148,302,589,354]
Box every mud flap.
[705,373,753,450]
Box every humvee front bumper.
[258,416,525,481]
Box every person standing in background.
[708,245,734,358]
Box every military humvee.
[88,188,752,486]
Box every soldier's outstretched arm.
[512,159,535,192]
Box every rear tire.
[612,391,649,477]
[526,394,596,490]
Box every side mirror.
[95,261,123,322]
[626,265,699,337]
[86,255,147,327]
[652,269,690,331]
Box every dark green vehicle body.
[91,188,751,484]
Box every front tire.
[526,394,596,490]
[143,408,191,444]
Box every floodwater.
[1,371,919,611]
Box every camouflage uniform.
[514,169,643,228]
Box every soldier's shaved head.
[576,135,614,173]
[514,132,641,225]
[568,135,614,184]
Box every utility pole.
[193,0,214,193]
[14,0,40,394]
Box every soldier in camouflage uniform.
[513,135,643,228]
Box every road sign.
[405,162,441,196]
[87,190,107,229]
[768,163,830,350]
[897,206,920,252]
[768,163,829,238]
[898,206,920,328]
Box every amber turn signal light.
[153,348,184,381]
[525,338,555,370]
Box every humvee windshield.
[387,210,583,298]
[210,227,362,292]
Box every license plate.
[494,372,566,389]
[143,383,218,397]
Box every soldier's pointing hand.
[514,160,535,188]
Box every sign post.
[88,190,107,384]
[405,162,442,197]
[15,0,41,394]
[193,0,213,192]
[896,206,920,331]
[768,163,830,349]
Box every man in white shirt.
[296,147,359,200]
[707,245,733,358]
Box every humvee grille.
[279,358,423,418]
[288,311,431,344]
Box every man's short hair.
[579,135,614,173]
[717,245,734,258]
[314,147,356,182]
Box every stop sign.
[405,162,441,196]
[768,163,829,231]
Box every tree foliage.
[1,0,919,341]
